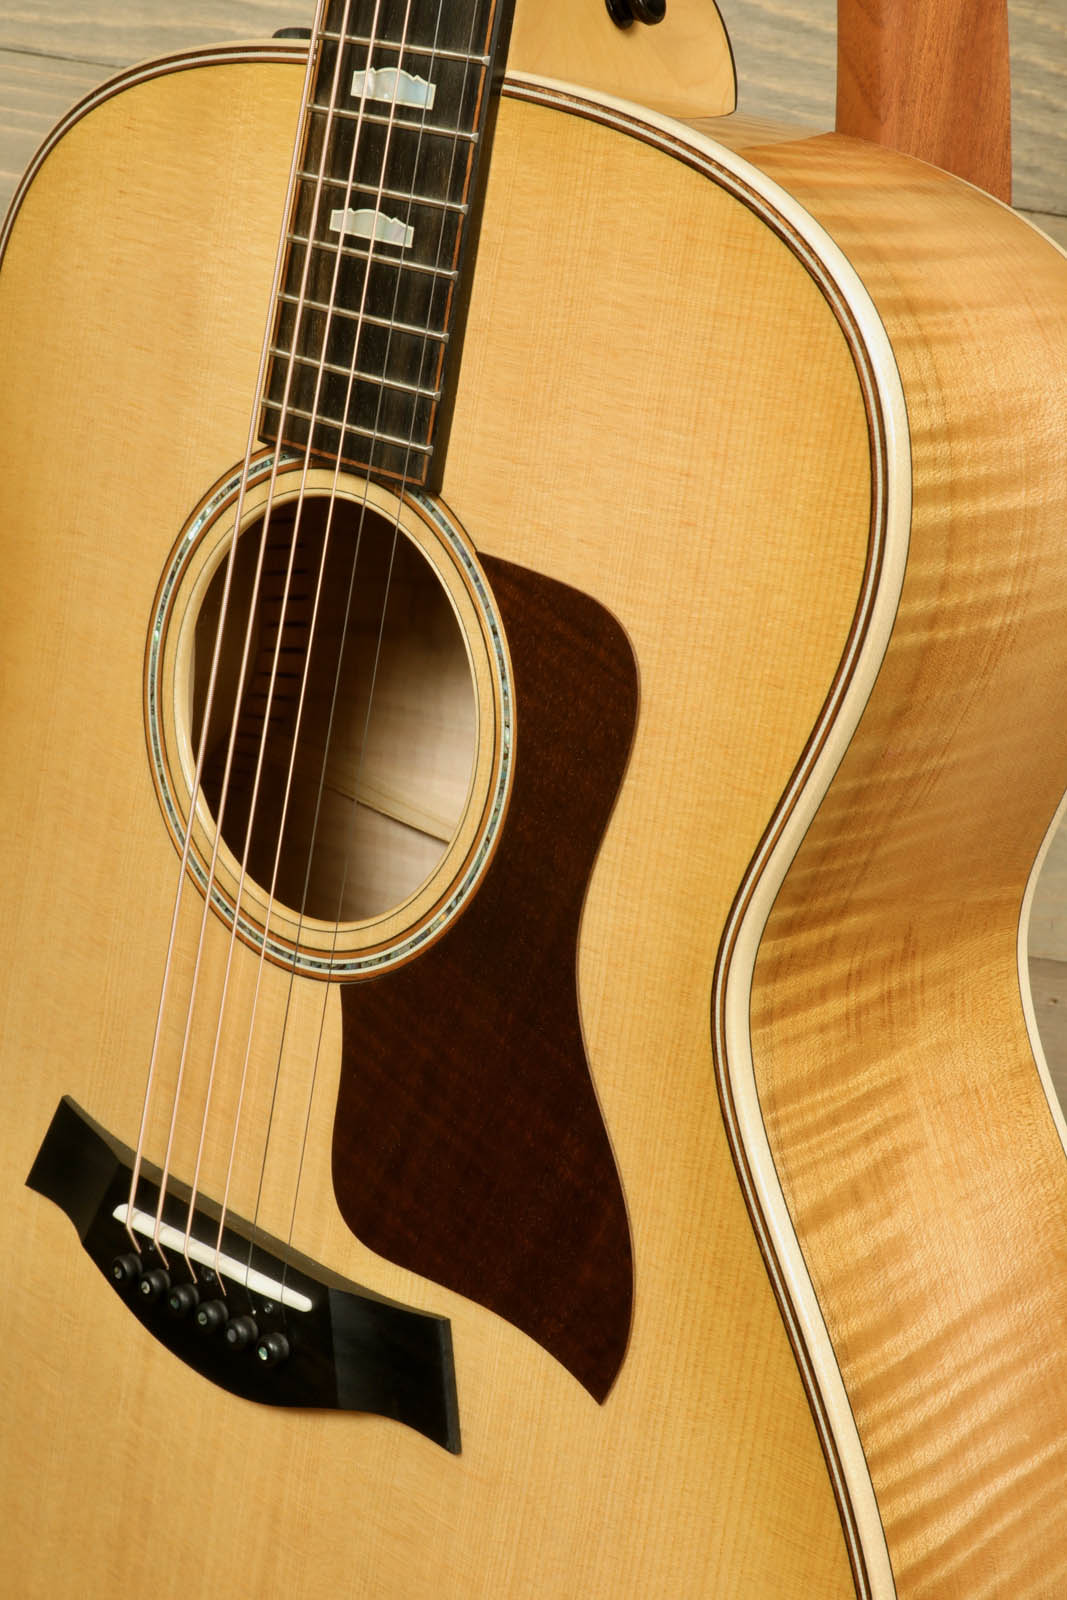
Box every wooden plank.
[728,0,837,126]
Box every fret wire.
[264,0,501,474]
[277,291,450,341]
[306,104,479,140]
[294,173,468,214]
[268,345,441,400]
[317,31,490,63]
[286,234,460,280]
[261,400,433,453]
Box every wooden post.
[836,0,1012,201]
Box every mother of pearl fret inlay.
[329,206,415,250]
[351,65,436,109]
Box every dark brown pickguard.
[333,554,637,1401]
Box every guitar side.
[712,117,1067,1598]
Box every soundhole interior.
[190,496,477,924]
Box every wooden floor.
[2,0,1067,1081]
[1030,959,1067,1107]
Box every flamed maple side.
[712,117,1067,1598]
[2,14,1067,1600]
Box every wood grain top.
[0,62,892,1595]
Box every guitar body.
[2,34,1067,1600]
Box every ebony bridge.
[28,1098,460,1451]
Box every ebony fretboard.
[260,0,512,486]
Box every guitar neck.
[835,0,1012,202]
[260,0,515,487]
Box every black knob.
[605,0,666,27]
[137,1268,170,1303]
[255,1331,291,1369]
[195,1298,229,1334]
[111,1252,142,1287]
[166,1283,200,1318]
[224,1315,258,1351]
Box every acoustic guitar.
[2,2,1067,1595]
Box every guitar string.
[171,0,394,1282]
[136,0,376,1271]
[209,0,431,1284]
[263,0,488,1304]
[141,0,485,1307]
[178,3,376,1281]
[187,0,455,1289]
[235,0,484,1296]
[122,12,325,1260]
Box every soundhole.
[189,496,477,924]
